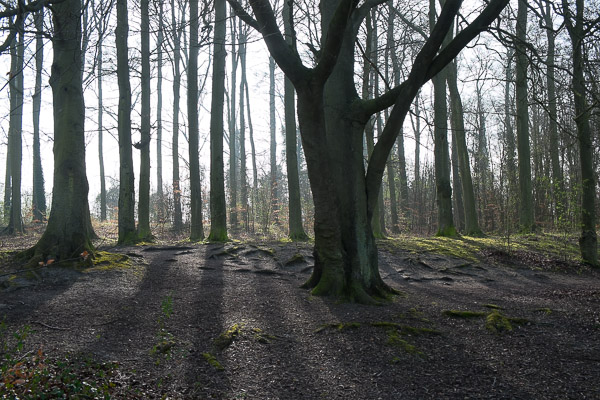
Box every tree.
[208,0,228,241]
[155,0,165,223]
[282,0,308,240]
[562,0,598,266]
[189,0,205,241]
[170,0,184,232]
[229,0,509,302]
[26,0,96,263]
[269,55,278,225]
[32,9,46,223]
[228,6,239,231]
[6,11,24,235]
[116,0,136,244]
[137,0,153,241]
[515,0,534,233]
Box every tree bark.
[515,0,535,233]
[228,7,238,231]
[7,14,24,235]
[563,0,598,266]
[282,0,307,241]
[137,0,152,241]
[26,0,95,264]
[156,0,164,223]
[171,0,183,232]
[208,0,228,241]
[269,56,278,225]
[116,0,136,244]
[238,26,249,231]
[188,0,204,241]
[32,9,46,223]
[93,1,106,222]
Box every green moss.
[534,307,553,315]
[285,252,306,266]
[370,322,439,336]
[214,323,243,350]
[484,304,503,310]
[202,352,224,371]
[385,328,423,356]
[442,310,487,318]
[485,311,513,334]
[83,251,132,272]
[315,322,361,333]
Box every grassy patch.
[83,251,132,272]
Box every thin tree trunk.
[269,56,278,225]
[171,0,183,231]
[137,0,152,240]
[156,0,165,223]
[504,47,517,214]
[515,0,535,233]
[116,0,136,244]
[430,0,455,237]
[282,0,307,240]
[7,15,24,234]
[208,0,228,241]
[32,9,46,223]
[245,77,258,232]
[229,7,238,231]
[94,2,106,222]
[447,58,480,235]
[238,26,249,231]
[188,0,204,241]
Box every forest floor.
[0,225,599,399]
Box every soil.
[1,236,599,399]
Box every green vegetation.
[202,352,224,371]
[485,311,513,333]
[84,251,132,272]
[314,322,361,333]
[151,293,176,361]
[214,323,243,350]
[443,309,529,334]
[380,232,582,263]
[442,310,487,318]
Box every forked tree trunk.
[26,0,95,264]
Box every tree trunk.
[188,0,204,241]
[93,2,107,222]
[269,56,279,225]
[116,0,136,244]
[32,9,46,223]
[228,8,238,231]
[447,59,480,235]
[156,0,164,223]
[3,151,10,224]
[238,26,249,231]
[282,0,307,240]
[137,0,152,240]
[7,15,24,235]
[542,2,563,225]
[208,0,228,241]
[171,0,183,232]
[26,0,95,264]
[245,77,258,232]
[450,129,464,231]
[503,47,517,216]
[563,0,598,266]
[515,0,535,233]
[430,0,455,237]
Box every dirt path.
[1,242,599,399]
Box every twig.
[31,321,70,331]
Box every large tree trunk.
[563,0,598,266]
[26,0,95,264]
[32,9,46,223]
[208,0,228,241]
[6,16,24,235]
[137,0,152,240]
[171,0,183,232]
[515,0,535,233]
[116,0,136,244]
[188,0,204,241]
